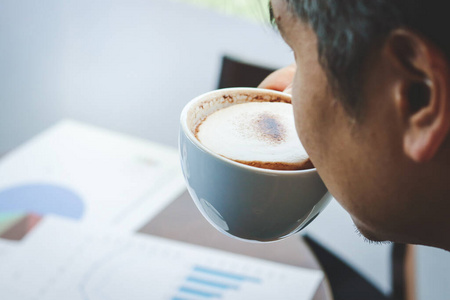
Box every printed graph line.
[78,244,130,300]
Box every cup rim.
[180,87,317,176]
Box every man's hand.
[258,63,296,94]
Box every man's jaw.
[352,218,392,245]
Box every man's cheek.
[292,79,318,151]
[294,99,325,168]
[293,99,313,153]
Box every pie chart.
[0,183,84,240]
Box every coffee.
[195,101,312,170]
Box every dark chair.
[303,234,407,300]
[217,55,275,89]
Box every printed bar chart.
[172,265,261,299]
[0,218,323,300]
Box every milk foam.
[196,102,309,169]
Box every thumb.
[283,82,293,95]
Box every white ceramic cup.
[179,88,330,242]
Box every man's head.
[270,0,450,249]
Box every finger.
[258,63,296,91]
[283,82,293,95]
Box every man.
[260,0,450,251]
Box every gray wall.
[0,0,291,153]
[416,246,450,300]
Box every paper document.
[0,120,185,236]
[0,239,18,294]
[0,217,323,300]
[0,238,16,258]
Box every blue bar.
[193,266,261,283]
[187,276,239,290]
[179,286,222,298]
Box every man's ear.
[384,29,450,162]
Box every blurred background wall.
[0,0,290,153]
